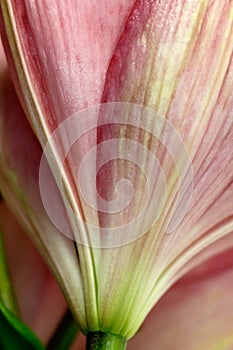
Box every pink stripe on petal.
[1,0,135,135]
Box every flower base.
[86,331,127,350]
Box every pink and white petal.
[127,245,233,350]
[102,0,233,241]
[95,0,233,336]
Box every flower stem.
[86,332,127,350]
[0,228,19,316]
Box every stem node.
[86,331,127,350]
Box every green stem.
[0,228,19,316]
[46,309,79,350]
[86,332,127,350]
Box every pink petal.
[128,243,233,350]
[0,0,135,137]
[0,49,88,331]
[0,202,67,344]
[99,0,233,331]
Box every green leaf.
[0,303,44,350]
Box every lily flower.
[0,1,233,349]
